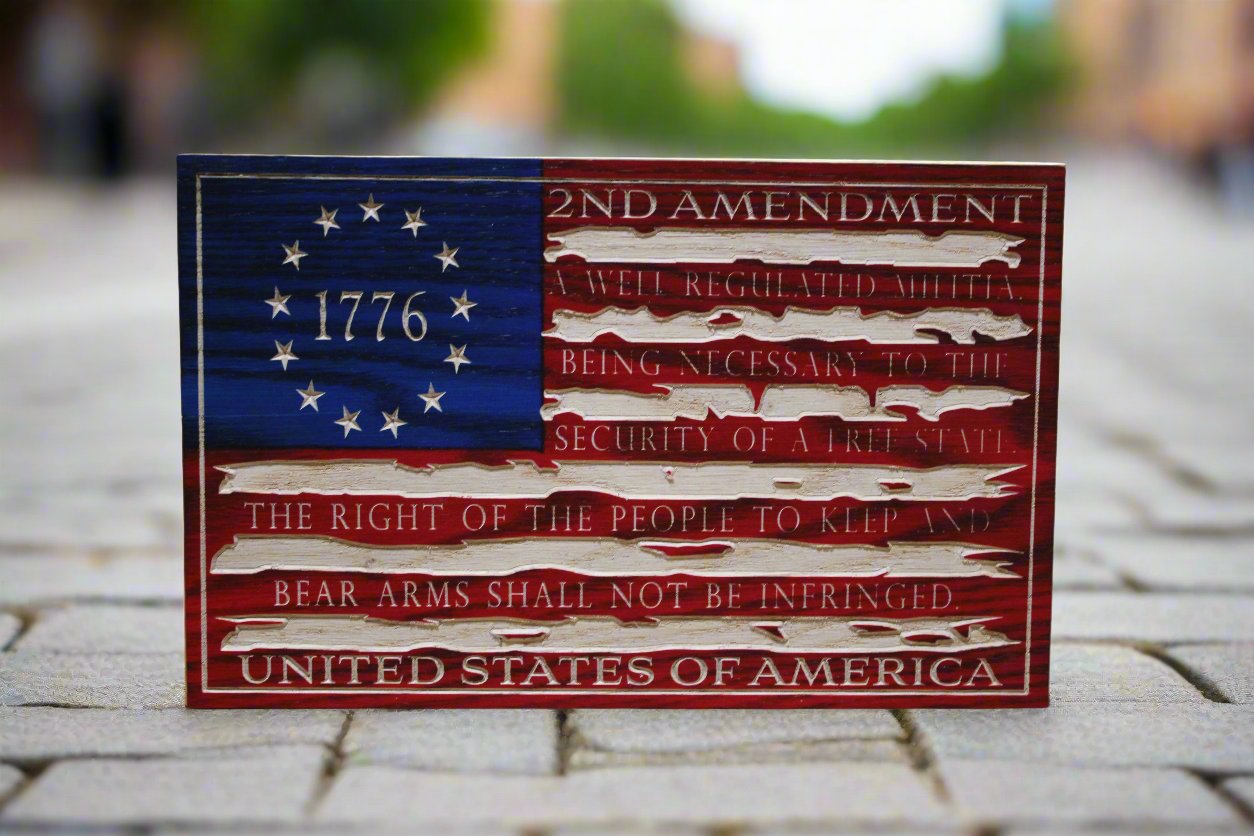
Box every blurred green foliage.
[182,0,490,126]
[557,0,1071,154]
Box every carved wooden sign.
[178,156,1062,707]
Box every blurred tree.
[183,0,490,138]
[558,0,693,143]
[556,0,1071,155]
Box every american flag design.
[179,156,1063,707]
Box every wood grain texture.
[178,156,1062,708]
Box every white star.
[444,344,471,373]
[450,290,477,321]
[359,194,384,222]
[282,241,307,270]
[314,206,340,237]
[380,407,407,438]
[401,208,426,236]
[296,380,325,411]
[335,405,361,437]
[265,286,291,318]
[434,242,459,271]
[270,339,298,371]
[420,383,445,413]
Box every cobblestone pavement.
[0,152,1252,833]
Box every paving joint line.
[0,545,177,560]
[970,825,1004,836]
[554,710,573,776]
[1101,565,1151,592]
[0,609,36,649]
[1102,426,1219,495]
[892,709,952,803]
[304,710,353,818]
[1195,770,1254,826]
[0,761,46,815]
[1133,644,1232,704]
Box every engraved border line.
[194,174,1048,697]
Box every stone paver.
[1049,643,1201,702]
[0,495,178,552]
[1053,492,1141,533]
[1054,435,1184,515]
[941,760,1240,829]
[1167,643,1254,704]
[1052,548,1125,590]
[1053,592,1254,643]
[317,763,952,828]
[0,614,20,650]
[569,709,902,755]
[569,738,908,770]
[548,828,709,836]
[0,763,24,804]
[1076,534,1254,592]
[147,826,511,836]
[0,555,181,605]
[1133,495,1254,533]
[0,652,184,708]
[912,703,1254,773]
[2,752,325,826]
[1160,440,1254,496]
[15,604,183,653]
[0,708,344,764]
[345,709,559,774]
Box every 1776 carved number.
[314,290,428,342]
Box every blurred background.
[0,0,1251,187]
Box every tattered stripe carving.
[221,614,1015,654]
[211,536,1020,578]
[546,304,1031,345]
[544,227,1024,269]
[541,384,1029,422]
[218,460,1022,501]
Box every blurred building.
[417,0,557,153]
[416,0,741,154]
[680,28,741,101]
[1060,0,1254,156]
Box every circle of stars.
[266,196,477,439]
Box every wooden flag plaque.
[178,156,1063,707]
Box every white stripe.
[542,384,1028,422]
[210,536,1020,578]
[545,304,1030,345]
[221,614,1013,654]
[217,460,1022,501]
[544,226,1023,268]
